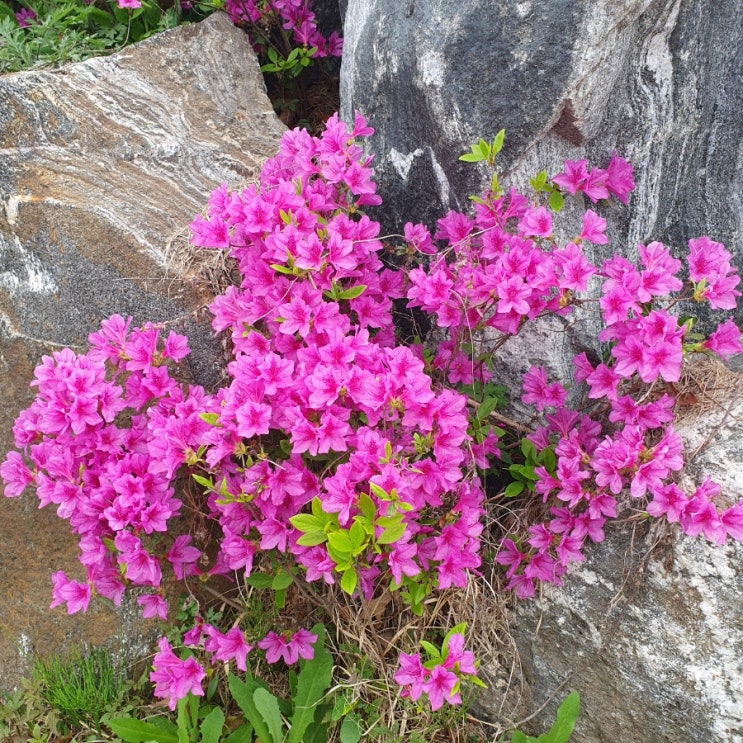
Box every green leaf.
[108,717,179,743]
[511,732,534,743]
[340,567,358,595]
[548,190,564,213]
[290,513,325,533]
[530,170,548,191]
[272,570,293,591]
[542,446,557,472]
[349,520,367,552]
[246,573,274,589]
[375,514,406,544]
[327,530,354,554]
[311,496,326,518]
[540,691,580,743]
[302,716,332,743]
[358,493,376,522]
[419,640,442,662]
[0,3,15,22]
[476,396,499,420]
[176,698,190,743]
[459,141,488,163]
[491,129,506,157]
[192,473,214,490]
[338,284,367,300]
[369,482,389,500]
[459,151,484,163]
[253,687,284,743]
[521,438,538,462]
[198,412,220,426]
[200,706,225,743]
[228,674,273,743]
[442,622,468,657]
[376,522,406,544]
[286,625,333,743]
[339,714,362,743]
[223,723,254,743]
[270,263,297,275]
[508,464,539,482]
[296,530,328,547]
[326,542,352,569]
[504,481,525,498]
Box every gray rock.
[341,1,743,737]
[341,0,742,282]
[0,12,285,691]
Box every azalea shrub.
[224,0,342,59]
[2,112,742,722]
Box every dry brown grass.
[672,353,743,426]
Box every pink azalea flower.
[721,502,743,540]
[442,633,477,675]
[552,160,589,195]
[578,209,608,244]
[235,400,272,438]
[682,500,726,544]
[435,210,474,244]
[582,167,609,202]
[599,285,636,325]
[204,626,252,671]
[704,319,742,359]
[646,483,688,523]
[521,366,566,410]
[506,571,535,599]
[394,652,427,701]
[688,237,741,310]
[518,206,553,238]
[554,242,596,291]
[687,236,731,283]
[572,351,595,383]
[289,628,318,661]
[117,0,142,8]
[137,594,169,620]
[605,152,635,203]
[50,571,91,614]
[167,535,201,580]
[0,451,34,497]
[404,222,437,254]
[423,665,461,711]
[150,638,205,710]
[389,539,421,584]
[258,630,314,665]
[258,632,288,664]
[586,363,620,400]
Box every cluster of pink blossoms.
[405,153,634,390]
[393,633,477,711]
[224,0,343,58]
[1,114,484,711]
[189,112,484,600]
[496,231,742,600]
[402,150,742,601]
[4,110,742,713]
[0,319,195,615]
